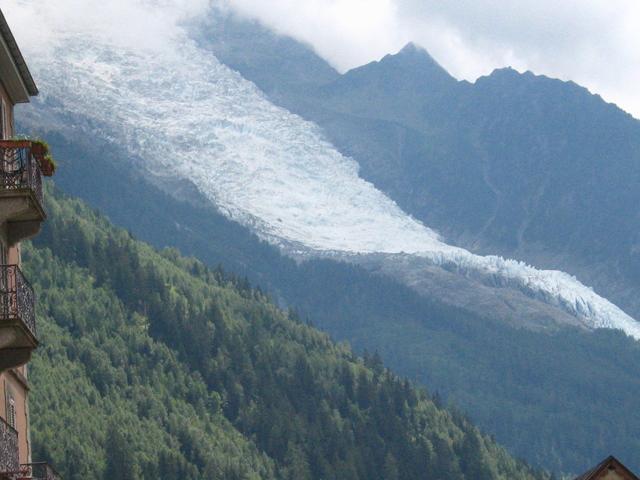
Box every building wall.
[600,471,636,480]
[0,79,14,138]
[0,80,20,268]
[0,78,31,466]
[0,371,29,463]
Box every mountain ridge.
[17,10,639,337]
[22,116,640,474]
[10,2,640,473]
[199,17,640,323]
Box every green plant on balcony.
[40,153,57,177]
[26,139,56,177]
[11,137,56,176]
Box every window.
[7,397,16,429]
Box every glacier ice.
[9,0,640,339]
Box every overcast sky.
[4,0,639,118]
[225,0,640,119]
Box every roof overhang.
[0,8,38,104]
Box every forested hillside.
[23,185,544,480]
[39,124,640,475]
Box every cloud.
[222,0,405,69]
[3,0,212,55]
[221,0,406,68]
[3,0,639,117]
[224,0,640,118]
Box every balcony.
[0,140,45,245]
[0,265,37,371]
[19,463,61,480]
[0,417,18,479]
[0,422,61,480]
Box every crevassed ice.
[15,14,640,339]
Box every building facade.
[0,8,59,480]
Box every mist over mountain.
[9,1,640,474]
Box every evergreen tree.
[104,424,136,480]
[383,452,400,480]
[282,442,312,480]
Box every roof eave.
[0,8,38,103]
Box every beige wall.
[0,78,23,268]
[0,77,31,465]
[0,371,30,463]
[601,471,630,480]
[1,222,21,265]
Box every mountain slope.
[312,43,456,130]
[24,124,640,476]
[26,249,277,480]
[16,1,640,337]
[202,18,640,321]
[201,12,340,96]
[6,2,640,473]
[24,185,546,480]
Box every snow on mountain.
[9,0,640,338]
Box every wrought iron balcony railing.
[0,417,18,478]
[20,463,62,480]
[0,140,44,209]
[0,265,36,342]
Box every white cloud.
[3,0,212,55]
[5,0,638,116]
[225,0,640,118]
[222,0,407,68]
